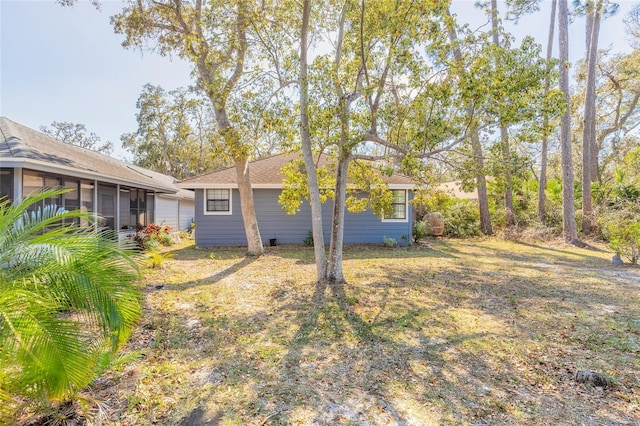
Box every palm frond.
[0,188,142,407]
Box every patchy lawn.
[90,238,639,425]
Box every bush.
[303,230,314,246]
[412,220,430,242]
[383,236,398,247]
[143,238,161,250]
[607,220,640,265]
[134,223,174,250]
[443,200,482,238]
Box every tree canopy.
[40,121,113,154]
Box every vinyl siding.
[178,200,195,230]
[155,196,179,230]
[194,188,412,247]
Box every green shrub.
[160,233,174,246]
[607,220,640,265]
[383,236,398,247]
[303,230,314,246]
[443,200,481,238]
[143,238,161,250]
[412,220,430,242]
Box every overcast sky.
[1,0,637,161]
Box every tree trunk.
[327,153,349,283]
[588,11,602,184]
[213,105,264,255]
[491,0,515,227]
[539,0,557,223]
[447,7,493,235]
[234,157,264,255]
[475,144,493,236]
[501,127,515,226]
[582,2,601,234]
[559,0,578,243]
[300,0,327,281]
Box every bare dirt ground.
[78,238,639,425]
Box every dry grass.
[87,238,639,425]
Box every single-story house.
[177,152,415,247]
[0,117,194,233]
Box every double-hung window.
[382,189,407,222]
[205,189,231,215]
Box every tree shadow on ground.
[146,256,258,292]
[117,240,638,425]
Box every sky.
[1,0,637,161]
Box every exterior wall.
[155,196,179,230]
[194,188,413,247]
[178,199,195,230]
[155,196,195,231]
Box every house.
[435,181,479,200]
[0,117,194,233]
[177,152,415,247]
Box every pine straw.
[87,239,639,425]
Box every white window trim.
[381,189,408,223]
[204,188,233,216]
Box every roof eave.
[4,158,177,193]
[176,182,414,190]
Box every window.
[205,189,231,215]
[129,189,148,228]
[382,190,407,222]
[0,169,13,203]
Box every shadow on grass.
[270,241,460,266]
[267,274,520,424]
[148,256,258,292]
[126,239,639,425]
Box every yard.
[92,238,639,425]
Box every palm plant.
[0,188,141,420]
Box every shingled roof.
[178,151,414,189]
[0,117,177,193]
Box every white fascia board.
[177,183,283,189]
[177,182,412,190]
[3,158,177,193]
[388,184,415,190]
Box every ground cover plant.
[43,238,640,425]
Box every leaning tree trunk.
[300,0,328,281]
[447,7,493,235]
[558,0,578,243]
[582,0,602,234]
[234,157,265,255]
[213,105,264,255]
[539,0,557,223]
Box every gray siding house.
[178,152,414,247]
[0,117,194,232]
